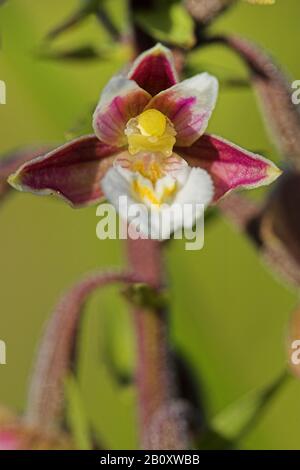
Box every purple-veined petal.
[93,77,151,146]
[147,73,218,146]
[177,134,282,201]
[8,135,121,207]
[128,43,178,96]
[0,146,52,203]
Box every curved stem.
[203,34,300,169]
[24,270,140,433]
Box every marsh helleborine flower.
[9,44,281,237]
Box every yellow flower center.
[131,177,177,207]
[125,109,176,157]
[132,159,163,184]
[137,109,167,137]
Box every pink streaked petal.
[8,135,121,207]
[128,43,178,96]
[93,77,151,146]
[113,151,188,178]
[177,134,282,201]
[147,73,218,146]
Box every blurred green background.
[0,0,300,450]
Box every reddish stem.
[24,271,141,433]
[127,238,190,450]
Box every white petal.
[101,165,135,213]
[102,166,156,238]
[147,72,219,146]
[174,167,214,208]
[101,165,214,241]
[164,168,214,238]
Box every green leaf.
[211,372,289,441]
[135,0,195,48]
[197,429,234,450]
[65,375,93,450]
[212,393,263,441]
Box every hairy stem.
[205,35,300,169]
[127,238,190,450]
[24,271,140,433]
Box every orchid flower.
[9,44,281,238]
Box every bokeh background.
[0,0,300,449]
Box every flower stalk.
[127,237,191,449]
[207,34,300,170]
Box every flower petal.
[8,135,121,207]
[174,167,214,209]
[0,146,52,203]
[101,165,146,226]
[128,43,178,96]
[93,77,151,146]
[157,167,213,240]
[147,73,218,146]
[102,164,214,240]
[177,134,282,201]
